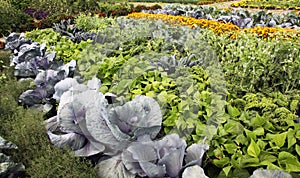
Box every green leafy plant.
[26,29,92,62]
[205,92,300,177]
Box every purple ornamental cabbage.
[5,33,32,52]
[46,78,163,158]
[18,60,77,109]
[46,78,211,178]
[250,169,292,178]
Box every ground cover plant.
[1,2,300,178]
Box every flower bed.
[127,12,300,39]
[231,0,300,10]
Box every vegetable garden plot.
[1,9,300,178]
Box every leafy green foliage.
[205,92,300,177]
[203,31,300,95]
[75,13,116,32]
[26,28,92,62]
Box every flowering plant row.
[129,0,232,5]
[127,12,300,39]
[231,0,300,10]
[143,4,300,29]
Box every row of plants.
[231,0,300,10]
[24,15,300,103]
[4,15,297,177]
[127,12,300,39]
[143,5,300,28]
[127,0,233,5]
[196,0,233,6]
[0,0,161,38]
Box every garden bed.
[1,0,300,178]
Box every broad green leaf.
[296,130,300,139]
[224,120,243,135]
[259,152,277,163]
[213,157,230,167]
[235,135,248,145]
[227,105,240,117]
[244,128,257,141]
[264,121,275,131]
[224,143,239,154]
[143,84,152,92]
[202,125,218,141]
[240,155,260,166]
[250,114,265,128]
[278,151,300,172]
[218,126,228,137]
[157,91,168,103]
[213,148,223,158]
[257,139,267,150]
[266,163,282,170]
[133,66,144,74]
[131,89,142,95]
[253,127,264,136]
[287,129,296,149]
[273,132,287,148]
[195,122,205,136]
[146,91,156,98]
[296,145,300,157]
[186,84,194,95]
[266,133,274,140]
[222,166,232,177]
[247,139,260,157]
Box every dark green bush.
[10,0,32,10]
[0,0,33,37]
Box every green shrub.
[0,0,33,37]
[0,65,97,177]
[10,0,31,10]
